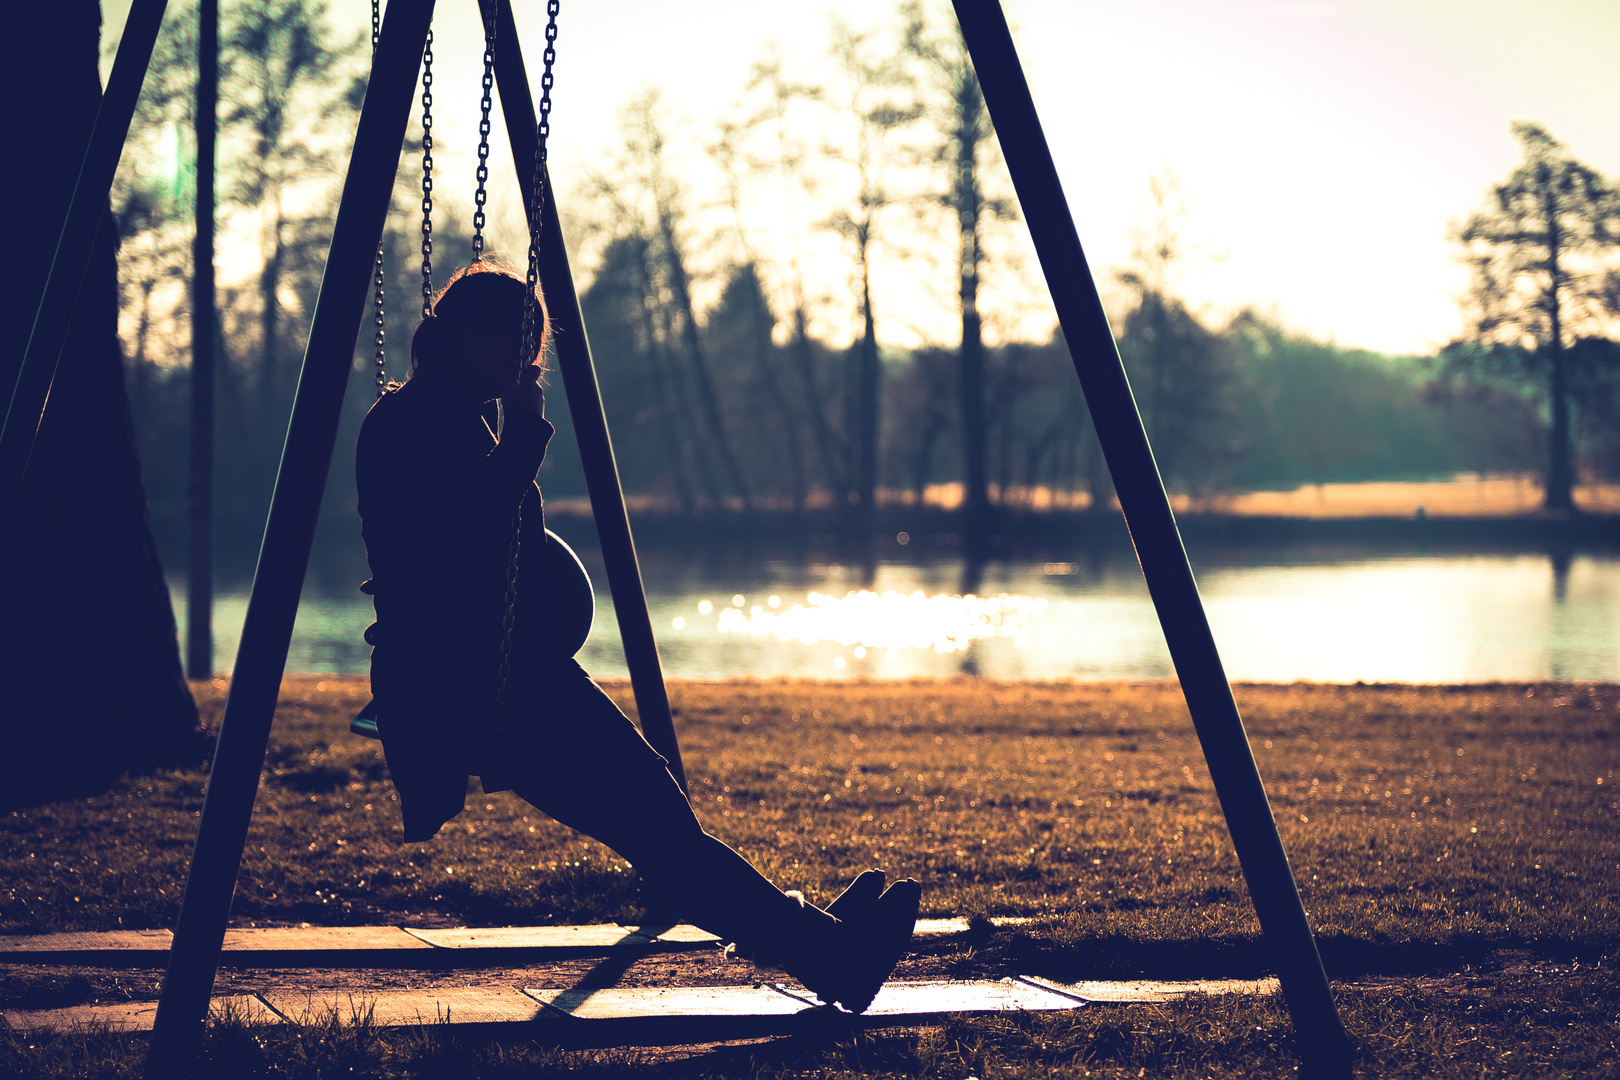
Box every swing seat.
[350,528,595,740]
[351,697,382,739]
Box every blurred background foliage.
[106,0,1618,577]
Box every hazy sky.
[104,0,1620,357]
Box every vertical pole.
[187,0,218,680]
[949,2,1352,1076]
[485,0,687,792]
[0,0,169,501]
[145,0,435,1068]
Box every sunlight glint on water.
[170,553,1620,682]
[714,590,1046,654]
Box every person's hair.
[408,260,550,376]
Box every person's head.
[409,262,549,395]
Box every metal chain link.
[519,0,559,376]
[471,0,498,262]
[498,0,561,718]
[371,0,387,398]
[496,488,525,714]
[419,29,434,317]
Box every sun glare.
[714,589,1048,654]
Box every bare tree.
[1114,174,1237,495]
[742,56,848,502]
[222,0,358,444]
[621,92,754,511]
[710,121,808,508]
[822,21,921,524]
[579,200,703,511]
[904,1,1017,552]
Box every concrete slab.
[404,925,647,951]
[1019,975,1281,1003]
[527,983,809,1020]
[856,978,1084,1016]
[0,929,172,964]
[222,926,431,952]
[260,987,555,1026]
[0,916,1028,969]
[0,995,272,1032]
[625,924,723,945]
[0,977,1272,1038]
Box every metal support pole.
[146,0,435,1067]
[187,0,218,680]
[485,0,687,792]
[949,2,1352,1076]
[0,0,169,502]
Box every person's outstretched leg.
[496,658,917,1010]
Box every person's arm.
[484,365,553,502]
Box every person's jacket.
[356,368,553,841]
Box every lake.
[171,545,1620,683]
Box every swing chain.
[496,488,525,714]
[471,0,499,261]
[420,28,434,317]
[499,0,561,718]
[520,0,560,373]
[371,0,387,399]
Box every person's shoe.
[825,868,886,921]
[793,878,921,1014]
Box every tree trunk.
[790,306,847,499]
[657,212,752,511]
[1546,342,1574,509]
[1544,211,1574,511]
[747,288,806,510]
[955,75,991,558]
[856,256,881,528]
[1,0,200,809]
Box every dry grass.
[4,678,1615,971]
[3,677,1619,1077]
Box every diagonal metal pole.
[485,0,687,792]
[145,0,435,1068]
[0,0,169,504]
[950,2,1353,1076]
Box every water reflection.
[711,588,1046,654]
[170,549,1620,682]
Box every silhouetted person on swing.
[357,264,919,1013]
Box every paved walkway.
[0,918,998,968]
[0,921,1278,1039]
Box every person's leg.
[499,658,817,953]
[496,658,921,1012]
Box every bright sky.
[104,0,1620,357]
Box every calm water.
[171,549,1620,683]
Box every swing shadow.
[533,925,663,1017]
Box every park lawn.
[3,677,1614,969]
[3,678,1618,1078]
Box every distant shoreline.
[541,504,1620,556]
[148,475,1620,579]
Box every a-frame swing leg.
[144,0,437,1068]
[950,2,1354,1077]
[0,0,169,502]
[485,0,688,792]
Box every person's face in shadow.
[446,315,534,399]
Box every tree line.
[111,0,1620,580]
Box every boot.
[780,879,922,1013]
[724,869,885,962]
[825,868,886,920]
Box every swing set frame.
[0,0,1354,1074]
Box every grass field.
[3,677,1618,1077]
